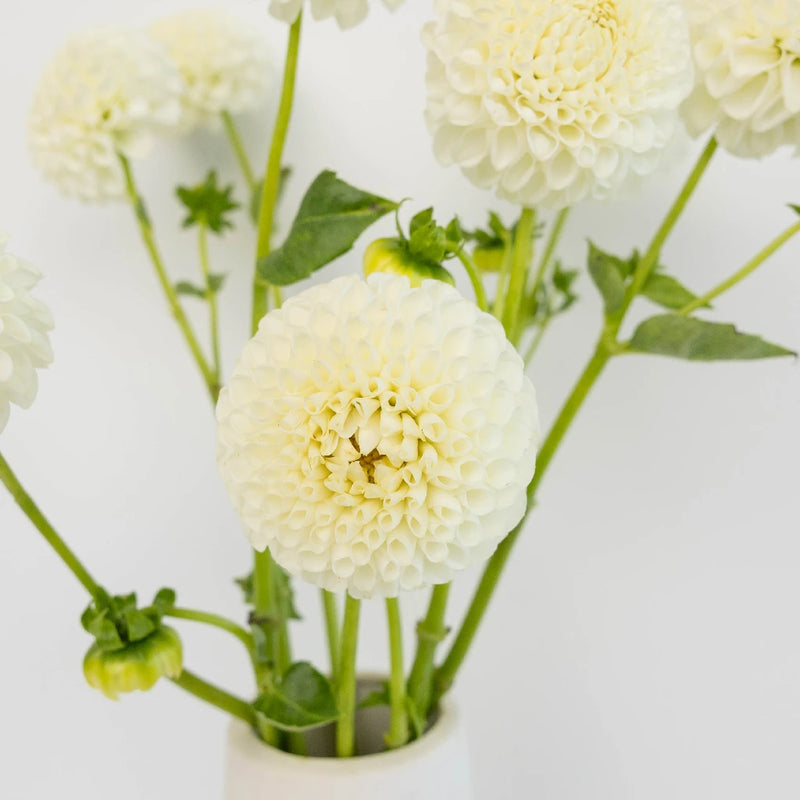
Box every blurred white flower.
[269,0,404,30]
[0,236,53,434]
[423,0,695,210]
[28,27,183,202]
[150,9,271,129]
[217,274,540,599]
[682,0,800,158]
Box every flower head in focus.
[150,9,271,129]
[217,274,540,599]
[28,27,182,202]
[681,0,800,158]
[269,0,405,30]
[423,0,695,209]
[0,236,53,434]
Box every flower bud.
[472,244,508,273]
[363,238,455,288]
[83,626,183,700]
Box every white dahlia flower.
[28,27,183,202]
[0,236,53,434]
[217,274,540,599]
[681,0,800,158]
[269,0,404,30]
[423,0,695,210]
[150,10,271,129]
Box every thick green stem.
[198,225,222,382]
[0,451,104,603]
[221,110,257,192]
[251,15,302,334]
[678,219,800,316]
[118,154,218,402]
[171,669,255,726]
[322,590,340,682]
[165,607,253,654]
[336,594,361,758]
[503,208,536,343]
[454,248,489,311]
[384,597,409,749]
[407,583,450,724]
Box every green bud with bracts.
[363,237,456,288]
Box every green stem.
[492,234,515,321]
[198,224,222,382]
[221,110,257,192]
[118,154,218,402]
[503,208,536,342]
[0,451,103,603]
[407,583,450,724]
[454,248,489,311]
[171,669,255,726]
[252,14,302,334]
[165,607,253,654]
[322,590,341,683]
[530,208,570,296]
[384,597,409,749]
[523,319,551,366]
[336,594,361,758]
[678,219,800,316]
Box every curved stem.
[407,582,450,724]
[171,669,255,726]
[221,110,257,192]
[336,594,361,758]
[678,219,800,316]
[198,224,222,382]
[0,451,104,603]
[454,248,489,311]
[503,208,536,343]
[384,597,409,749]
[251,14,303,334]
[118,154,218,402]
[165,607,253,654]
[322,590,341,683]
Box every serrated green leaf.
[176,171,239,234]
[254,662,339,732]
[258,171,397,286]
[175,281,207,299]
[642,273,708,311]
[628,314,796,361]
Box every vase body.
[224,681,471,800]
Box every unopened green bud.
[83,626,183,700]
[472,244,508,273]
[364,238,455,287]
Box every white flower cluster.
[0,236,53,434]
[269,0,405,30]
[217,274,540,598]
[151,9,271,129]
[423,0,695,209]
[28,27,183,202]
[682,0,800,158]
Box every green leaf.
[235,572,254,604]
[358,684,390,709]
[258,170,398,286]
[275,566,301,622]
[176,171,239,234]
[123,608,157,643]
[587,243,633,314]
[629,314,796,361]
[642,273,708,311]
[254,662,339,732]
[789,204,800,216]
[151,588,176,617]
[175,281,207,299]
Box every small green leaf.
[629,314,796,361]
[151,588,176,617]
[254,662,339,732]
[176,171,239,234]
[789,204,800,217]
[175,281,207,299]
[358,684,390,709]
[123,608,157,643]
[235,572,254,605]
[642,273,708,311]
[208,273,227,294]
[409,208,434,236]
[258,170,398,286]
[587,243,632,314]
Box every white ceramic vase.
[224,683,472,800]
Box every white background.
[1,1,799,798]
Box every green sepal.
[642,273,708,311]
[363,238,456,287]
[587,243,636,314]
[628,314,796,361]
[258,171,398,286]
[176,171,239,234]
[254,662,339,732]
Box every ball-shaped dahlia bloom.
[150,10,271,129]
[681,0,800,158]
[0,236,53,434]
[269,0,405,30]
[423,0,695,210]
[217,274,540,598]
[28,27,182,202]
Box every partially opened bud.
[363,238,455,288]
[83,627,183,700]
